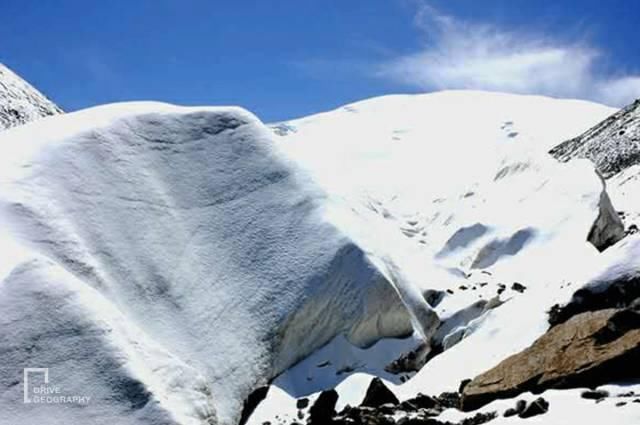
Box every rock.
[462,307,640,410]
[460,411,497,425]
[503,399,526,417]
[511,282,526,293]
[548,278,640,327]
[297,398,309,409]
[436,392,462,409]
[581,389,609,400]
[616,402,627,407]
[361,378,399,408]
[385,342,431,374]
[458,379,472,393]
[586,183,625,251]
[518,397,549,418]
[309,390,339,425]
[397,400,419,412]
[408,393,440,410]
[503,408,518,417]
[336,404,396,425]
[397,418,443,425]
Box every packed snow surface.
[0,102,430,425]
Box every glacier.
[0,103,436,425]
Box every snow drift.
[0,103,426,425]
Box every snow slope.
[272,91,621,296]
[252,92,639,424]
[0,103,430,425]
[0,63,62,130]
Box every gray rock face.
[550,99,640,179]
[0,63,62,130]
[587,181,625,251]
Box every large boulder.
[461,306,640,411]
[361,378,399,408]
[308,390,339,425]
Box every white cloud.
[376,3,640,107]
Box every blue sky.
[2,0,639,122]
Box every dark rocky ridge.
[0,63,62,131]
[550,99,640,178]
[304,381,499,425]
[548,277,640,327]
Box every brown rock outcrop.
[462,306,640,411]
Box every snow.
[1,89,638,425]
[1,256,216,425]
[273,91,619,284]
[609,164,640,228]
[252,91,638,424]
[572,233,640,296]
[0,102,425,425]
[439,383,640,424]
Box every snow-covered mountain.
[0,89,639,425]
[252,92,640,424]
[0,63,62,130]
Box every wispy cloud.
[376,2,640,107]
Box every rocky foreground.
[273,293,640,425]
